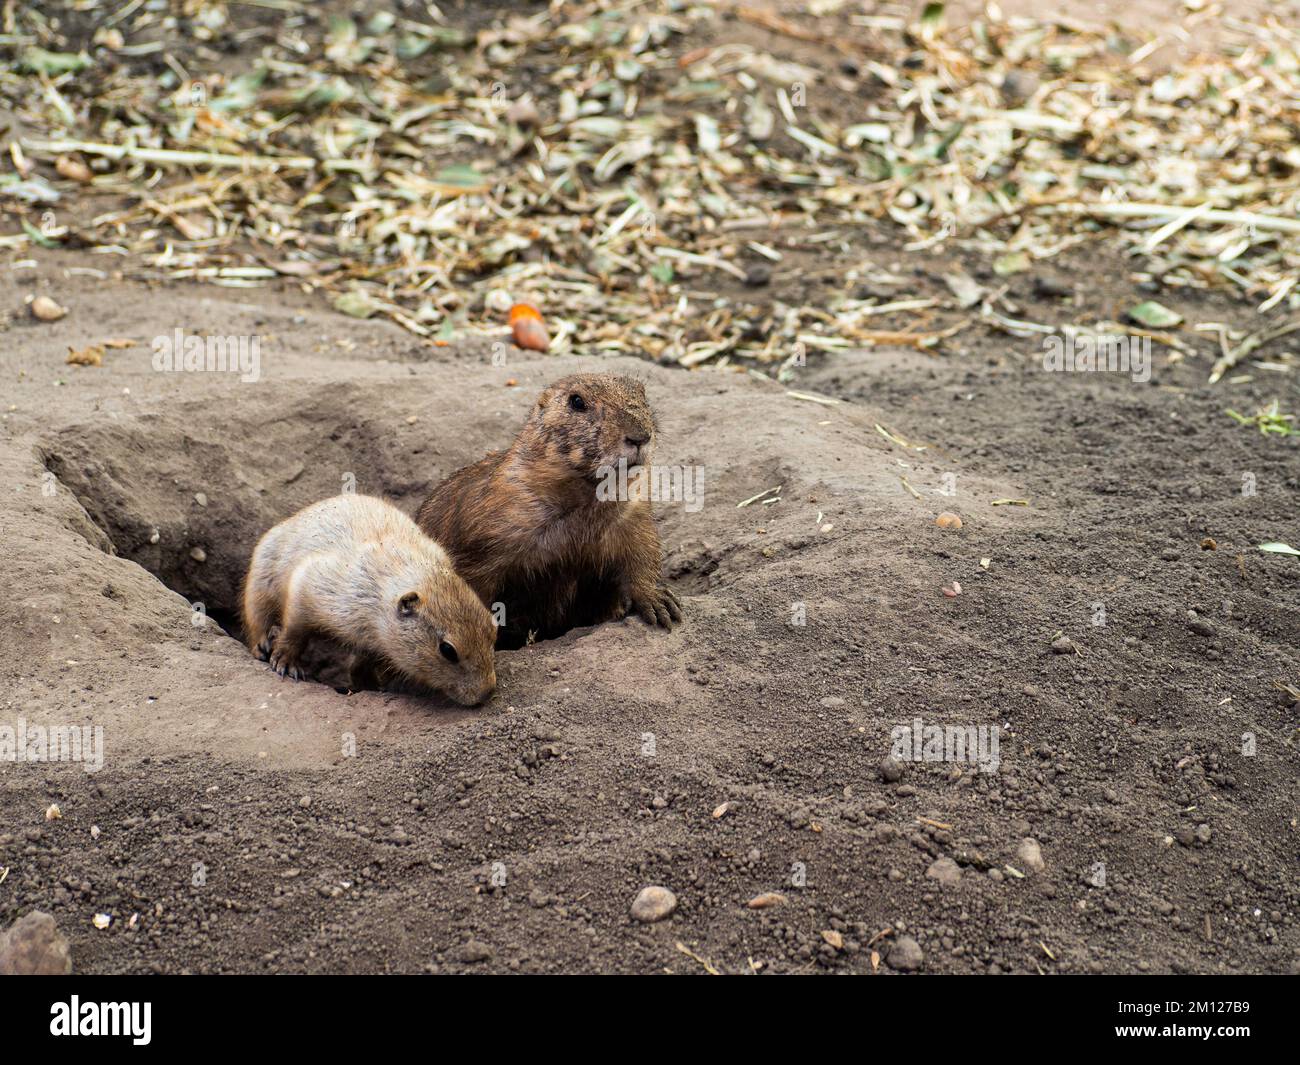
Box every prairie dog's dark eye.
[438,640,459,664]
[568,393,587,412]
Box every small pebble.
[1017,837,1046,874]
[999,70,1039,104]
[888,935,924,972]
[30,296,67,322]
[630,885,677,923]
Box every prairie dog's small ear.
[535,386,555,411]
[398,591,420,616]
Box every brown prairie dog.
[242,494,496,706]
[416,373,681,645]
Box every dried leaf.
[1258,542,1300,557]
[1128,301,1183,329]
[746,892,787,909]
[66,344,104,366]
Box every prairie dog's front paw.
[627,585,682,629]
[268,644,304,681]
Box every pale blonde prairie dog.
[241,494,496,706]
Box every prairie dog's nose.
[625,431,649,447]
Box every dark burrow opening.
[38,408,591,690]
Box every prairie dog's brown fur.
[242,494,496,706]
[416,373,681,645]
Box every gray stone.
[888,935,924,972]
[0,911,72,975]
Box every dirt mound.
[3,255,1298,977]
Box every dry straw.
[3,2,1296,380]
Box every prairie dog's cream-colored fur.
[242,494,496,706]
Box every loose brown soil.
[3,239,1298,974]
[1,1,1298,976]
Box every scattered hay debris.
[3,2,1299,370]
